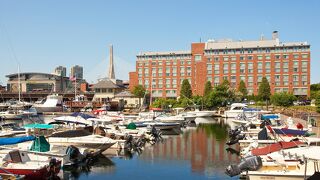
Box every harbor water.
[10,115,240,180]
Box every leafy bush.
[270,92,297,107]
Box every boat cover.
[0,136,35,145]
[30,136,50,152]
[24,123,54,129]
[251,140,304,156]
[273,128,307,136]
[243,108,261,112]
[261,114,279,120]
[71,112,95,119]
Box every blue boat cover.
[273,128,307,136]
[0,136,35,145]
[261,114,279,120]
[71,112,95,119]
[244,108,261,112]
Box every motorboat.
[192,109,215,117]
[0,149,61,179]
[154,114,186,124]
[0,110,23,120]
[53,112,95,126]
[9,101,33,111]
[48,134,116,154]
[224,103,270,118]
[246,146,320,180]
[0,102,10,110]
[33,94,63,114]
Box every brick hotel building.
[129,31,310,99]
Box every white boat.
[192,109,215,117]
[224,103,269,118]
[0,148,61,179]
[247,146,320,180]
[48,134,116,153]
[33,94,63,114]
[53,112,95,126]
[0,110,23,120]
[154,114,186,123]
[9,101,33,111]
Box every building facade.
[70,65,83,80]
[54,66,67,77]
[129,32,311,98]
[6,72,69,93]
[92,78,126,102]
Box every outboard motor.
[226,134,245,146]
[47,158,60,180]
[249,124,257,129]
[66,145,84,164]
[260,119,272,128]
[150,126,162,143]
[124,134,134,150]
[258,127,268,140]
[225,156,262,177]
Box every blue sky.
[0,0,319,85]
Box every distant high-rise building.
[70,65,83,79]
[108,44,115,79]
[54,66,67,77]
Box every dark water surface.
[14,116,240,180]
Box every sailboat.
[9,65,32,111]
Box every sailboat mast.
[18,64,21,102]
[74,78,76,100]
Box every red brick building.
[129,31,310,98]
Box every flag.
[69,76,76,81]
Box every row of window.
[137,54,192,61]
[207,54,309,62]
[205,46,309,55]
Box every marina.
[0,105,318,179]
[0,1,319,179]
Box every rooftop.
[93,78,124,89]
[205,39,308,50]
[137,50,191,57]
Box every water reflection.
[62,155,116,180]
[139,118,239,179]
[6,115,240,179]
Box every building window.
[195,55,202,61]
[302,54,309,59]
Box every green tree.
[132,85,146,107]
[258,77,271,109]
[316,92,320,113]
[270,92,297,107]
[152,98,177,109]
[203,81,213,97]
[258,77,271,101]
[205,79,235,108]
[180,79,192,99]
[238,80,248,99]
[311,83,320,100]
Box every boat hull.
[0,161,61,180]
[33,106,62,114]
